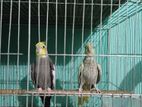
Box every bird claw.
[46,88,53,95]
[90,88,101,93]
[78,88,82,93]
[96,89,101,93]
[38,88,43,92]
[78,88,83,97]
[47,88,52,92]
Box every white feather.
[52,65,56,87]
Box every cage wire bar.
[26,0,31,106]
[16,0,20,90]
[0,0,3,65]
[71,0,76,91]
[0,0,142,107]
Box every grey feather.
[79,56,102,92]
[31,56,55,90]
[31,42,55,107]
[96,64,102,84]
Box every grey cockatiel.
[78,43,101,93]
[31,42,55,107]
[78,43,102,106]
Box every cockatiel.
[31,42,55,107]
[78,43,102,106]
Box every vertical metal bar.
[55,0,58,75]
[43,95,46,107]
[130,95,132,107]
[117,0,121,91]
[108,32,111,92]
[110,0,113,18]
[54,93,57,107]
[10,65,13,106]
[121,95,123,107]
[138,6,141,94]
[90,0,93,35]
[26,0,31,106]
[129,12,132,92]
[108,0,113,90]
[100,0,103,54]
[107,30,110,90]
[54,0,58,106]
[124,0,128,93]
[0,2,2,105]
[129,2,133,106]
[71,0,76,90]
[140,95,142,107]
[101,95,103,107]
[66,94,68,107]
[0,0,3,64]
[46,0,49,45]
[75,94,78,107]
[7,0,13,89]
[81,0,85,52]
[38,0,40,42]
[90,0,93,43]
[17,0,21,89]
[112,95,114,107]
[3,69,6,106]
[135,0,139,93]
[140,2,142,94]
[72,94,75,107]
[132,10,135,95]
[3,65,6,90]
[128,0,130,93]
[31,93,34,107]
[63,0,67,90]
[6,0,13,106]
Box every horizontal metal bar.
[0,89,139,97]
[0,89,26,95]
[2,1,125,6]
[48,53,142,58]
[0,53,141,58]
[1,53,142,58]
[0,53,23,55]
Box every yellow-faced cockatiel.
[31,42,55,107]
[78,43,102,106]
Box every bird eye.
[43,46,45,48]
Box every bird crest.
[36,42,46,48]
[85,43,95,56]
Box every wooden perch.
[0,89,138,97]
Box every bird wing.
[31,63,36,85]
[78,63,90,106]
[96,64,102,84]
[49,57,55,89]
[52,65,55,88]
[78,63,84,85]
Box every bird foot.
[47,88,52,92]
[38,88,43,92]
[96,89,101,93]
[90,88,101,93]
[78,88,83,97]
[47,88,52,94]
[78,88,82,93]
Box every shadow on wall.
[119,61,142,93]
[51,79,73,107]
[18,76,41,107]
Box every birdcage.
[0,0,142,107]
